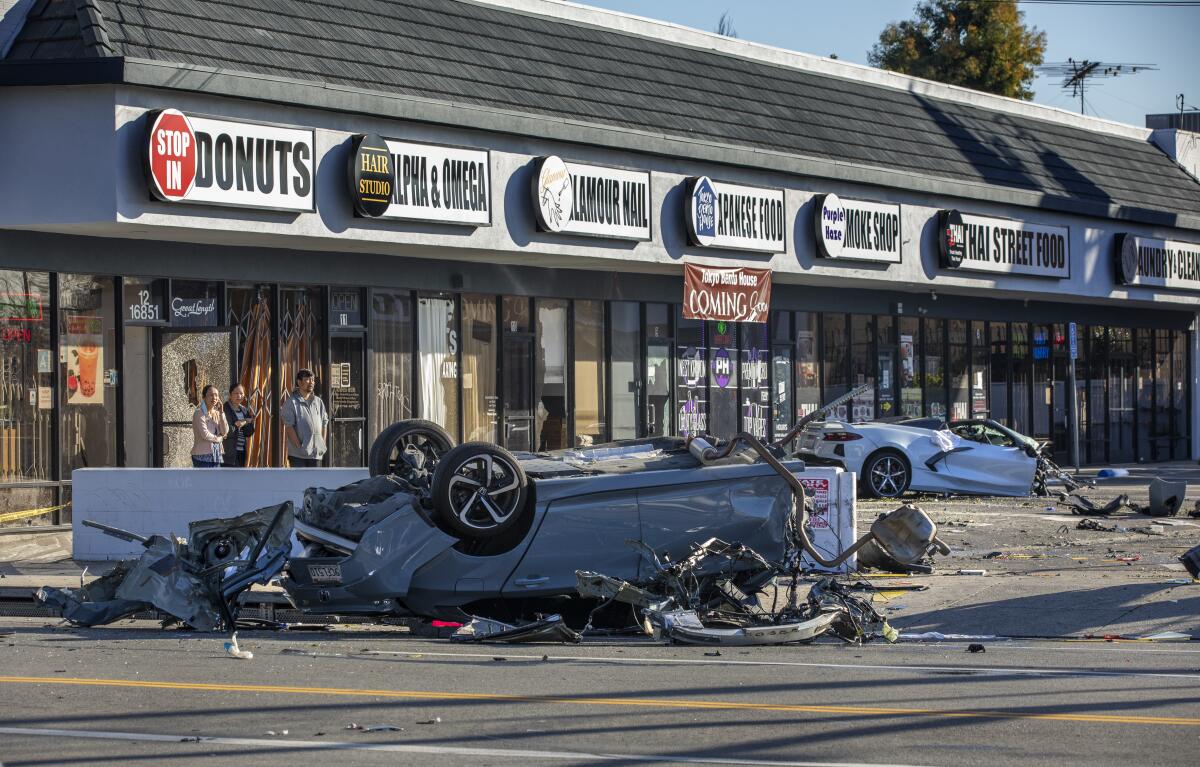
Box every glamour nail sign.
[531,156,650,240]
[145,109,315,211]
[938,210,1069,278]
[685,177,785,253]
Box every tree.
[868,0,1046,100]
[714,11,737,38]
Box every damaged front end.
[36,502,293,631]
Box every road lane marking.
[0,727,936,767]
[1,676,1197,727]
[355,648,1200,681]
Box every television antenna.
[1036,58,1157,115]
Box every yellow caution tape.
[0,504,68,524]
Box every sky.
[581,0,1200,127]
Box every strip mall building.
[1,0,1199,524]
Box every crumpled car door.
[940,442,1036,496]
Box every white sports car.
[796,417,1038,499]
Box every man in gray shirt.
[282,368,328,467]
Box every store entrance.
[329,334,365,467]
[156,328,233,467]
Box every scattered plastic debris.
[1096,468,1130,478]
[224,633,253,660]
[956,569,988,576]
[967,644,986,653]
[417,718,442,725]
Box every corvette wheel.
[431,443,529,539]
[865,451,910,499]
[368,419,455,481]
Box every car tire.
[368,419,455,479]
[430,442,530,540]
[862,450,910,499]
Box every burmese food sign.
[682,263,772,324]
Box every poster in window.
[64,315,104,406]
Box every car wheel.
[368,419,455,481]
[863,450,910,499]
[430,442,530,540]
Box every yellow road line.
[1,675,1197,727]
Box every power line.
[1036,59,1158,114]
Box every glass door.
[1109,328,1135,463]
[157,329,233,467]
[329,334,365,466]
[503,334,534,451]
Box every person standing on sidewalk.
[281,368,327,467]
[191,384,229,468]
[223,383,256,467]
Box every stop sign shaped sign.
[147,109,197,201]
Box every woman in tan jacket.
[192,385,229,468]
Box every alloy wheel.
[445,453,523,531]
[870,455,907,497]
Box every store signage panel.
[685,177,785,254]
[813,193,901,263]
[938,210,1069,278]
[682,263,772,324]
[531,156,650,240]
[170,281,219,327]
[349,135,489,226]
[145,109,315,212]
[1114,233,1200,291]
[123,278,166,323]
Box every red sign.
[147,109,197,201]
[682,263,772,324]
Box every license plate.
[307,564,342,583]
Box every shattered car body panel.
[451,614,582,643]
[282,452,802,620]
[37,502,293,630]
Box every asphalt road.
[1,618,1198,767]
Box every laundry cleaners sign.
[813,193,901,263]
[145,109,314,211]
[531,156,650,240]
[682,263,772,324]
[939,210,1069,279]
[349,135,489,226]
[1115,233,1200,291]
[685,177,785,253]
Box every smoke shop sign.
[682,263,772,324]
[531,156,650,240]
[938,210,1069,278]
[349,135,489,226]
[814,193,901,263]
[1115,233,1200,291]
[686,177,785,253]
[145,109,314,211]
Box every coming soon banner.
[682,263,772,324]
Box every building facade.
[1,0,1199,526]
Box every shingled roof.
[5,0,1200,227]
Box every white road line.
[0,727,937,767]
[356,648,1200,681]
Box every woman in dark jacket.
[223,384,256,467]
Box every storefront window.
[923,318,946,419]
[849,314,873,422]
[1030,324,1052,442]
[1050,323,1069,458]
[535,298,569,450]
[369,290,413,442]
[1011,323,1030,435]
[58,273,117,474]
[1108,327,1135,462]
[1087,326,1107,463]
[610,301,640,440]
[821,313,848,419]
[740,322,769,439]
[0,270,53,486]
[1072,324,1089,460]
[948,320,969,421]
[795,312,819,419]
[676,308,707,437]
[990,323,1009,426]
[876,315,897,419]
[573,300,606,445]
[1153,329,1173,461]
[418,294,459,440]
[898,317,920,418]
[645,303,672,438]
[501,296,533,450]
[228,285,273,466]
[970,321,989,417]
[462,295,498,444]
[1171,330,1189,458]
[708,320,738,438]
[279,287,323,466]
[1136,327,1154,461]
[771,312,793,439]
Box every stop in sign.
[147,109,197,201]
